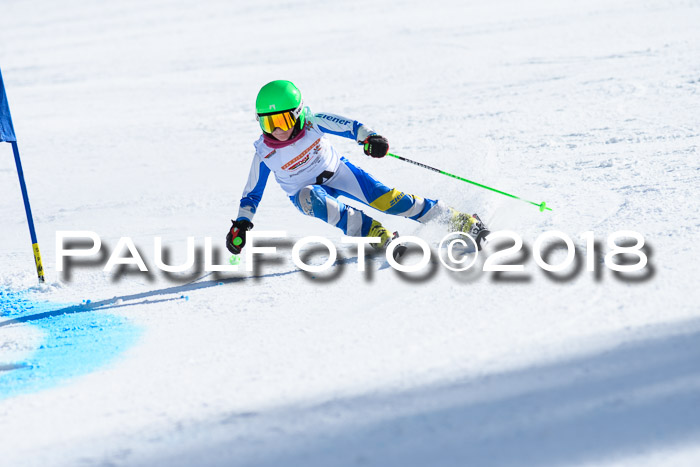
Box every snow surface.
[1,0,699,465]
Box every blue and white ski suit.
[237,110,445,236]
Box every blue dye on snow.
[0,289,141,400]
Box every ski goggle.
[257,110,297,133]
[256,103,304,133]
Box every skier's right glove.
[226,219,254,254]
[363,135,389,158]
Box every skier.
[226,80,489,255]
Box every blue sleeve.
[237,155,271,221]
[311,112,376,143]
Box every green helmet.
[255,80,306,132]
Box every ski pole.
[387,152,552,212]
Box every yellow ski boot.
[366,219,407,260]
[448,210,491,250]
[367,219,392,250]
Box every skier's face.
[272,126,294,141]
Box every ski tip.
[389,231,407,260]
[392,244,408,261]
[476,230,491,251]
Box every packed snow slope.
[1,0,699,465]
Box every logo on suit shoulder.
[316,114,351,125]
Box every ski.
[388,231,408,261]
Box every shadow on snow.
[166,319,700,467]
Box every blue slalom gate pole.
[1,68,45,283]
[11,140,45,282]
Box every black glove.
[226,219,254,254]
[363,135,389,158]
